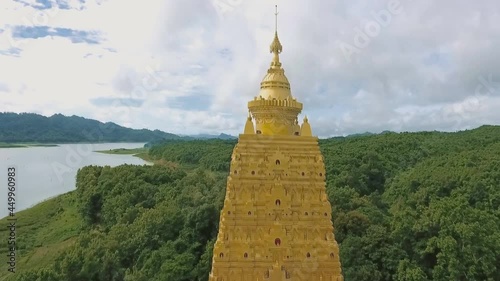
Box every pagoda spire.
[255,4,293,101]
[270,5,283,65]
[247,4,303,135]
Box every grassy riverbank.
[0,192,81,281]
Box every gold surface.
[209,6,344,280]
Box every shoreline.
[0,141,147,149]
[0,143,59,148]
[94,147,154,164]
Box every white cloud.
[0,0,499,137]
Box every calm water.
[0,143,150,219]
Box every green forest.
[1,125,499,281]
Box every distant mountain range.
[0,112,404,145]
[345,130,395,138]
[180,133,237,140]
[0,112,236,143]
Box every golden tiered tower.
[209,6,343,281]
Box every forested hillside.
[0,112,180,143]
[2,125,499,281]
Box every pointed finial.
[270,4,283,62]
[275,5,278,32]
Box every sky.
[0,0,499,137]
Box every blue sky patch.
[315,83,328,95]
[55,0,70,10]
[423,51,451,68]
[13,0,79,10]
[12,26,101,44]
[167,94,212,111]
[218,48,232,61]
[14,0,52,9]
[0,83,10,92]
[0,48,22,57]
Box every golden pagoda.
[209,6,343,281]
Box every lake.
[0,143,150,219]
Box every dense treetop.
[3,125,499,281]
